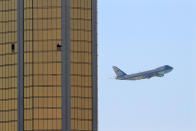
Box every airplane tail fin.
[112,66,127,77]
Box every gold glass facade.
[0,0,18,131]
[70,0,93,130]
[23,0,62,130]
[0,0,96,131]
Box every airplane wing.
[143,73,156,79]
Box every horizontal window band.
[0,63,17,67]
[0,109,17,112]
[71,50,92,54]
[71,118,92,122]
[0,20,17,23]
[24,28,92,32]
[24,28,61,32]
[23,39,91,43]
[0,31,17,34]
[24,107,61,111]
[0,41,17,45]
[27,52,92,57]
[71,96,92,99]
[71,40,92,43]
[24,74,62,77]
[0,0,12,2]
[0,108,92,112]
[24,96,92,100]
[24,118,62,121]
[71,7,92,10]
[0,52,17,56]
[71,62,92,65]
[71,74,92,78]
[24,61,61,64]
[24,130,61,131]
[23,41,92,45]
[0,98,17,101]
[24,74,61,77]
[24,17,61,21]
[24,39,61,42]
[71,107,92,110]
[24,98,62,101]
[71,18,91,21]
[24,50,61,53]
[71,28,92,32]
[0,9,16,12]
[18,18,91,22]
[71,130,92,131]
[71,85,92,88]
[0,86,17,90]
[24,96,61,99]
[71,61,92,64]
[24,85,61,88]
[0,76,17,79]
[24,6,61,10]
[0,120,17,124]
[24,107,61,110]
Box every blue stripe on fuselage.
[117,65,173,80]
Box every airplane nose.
[166,65,173,70]
[169,66,173,70]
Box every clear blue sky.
[98,0,196,131]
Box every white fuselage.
[116,65,173,80]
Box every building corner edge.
[92,0,98,130]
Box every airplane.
[112,65,173,80]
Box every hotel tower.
[0,0,97,131]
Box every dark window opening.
[57,43,62,51]
[11,43,15,52]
